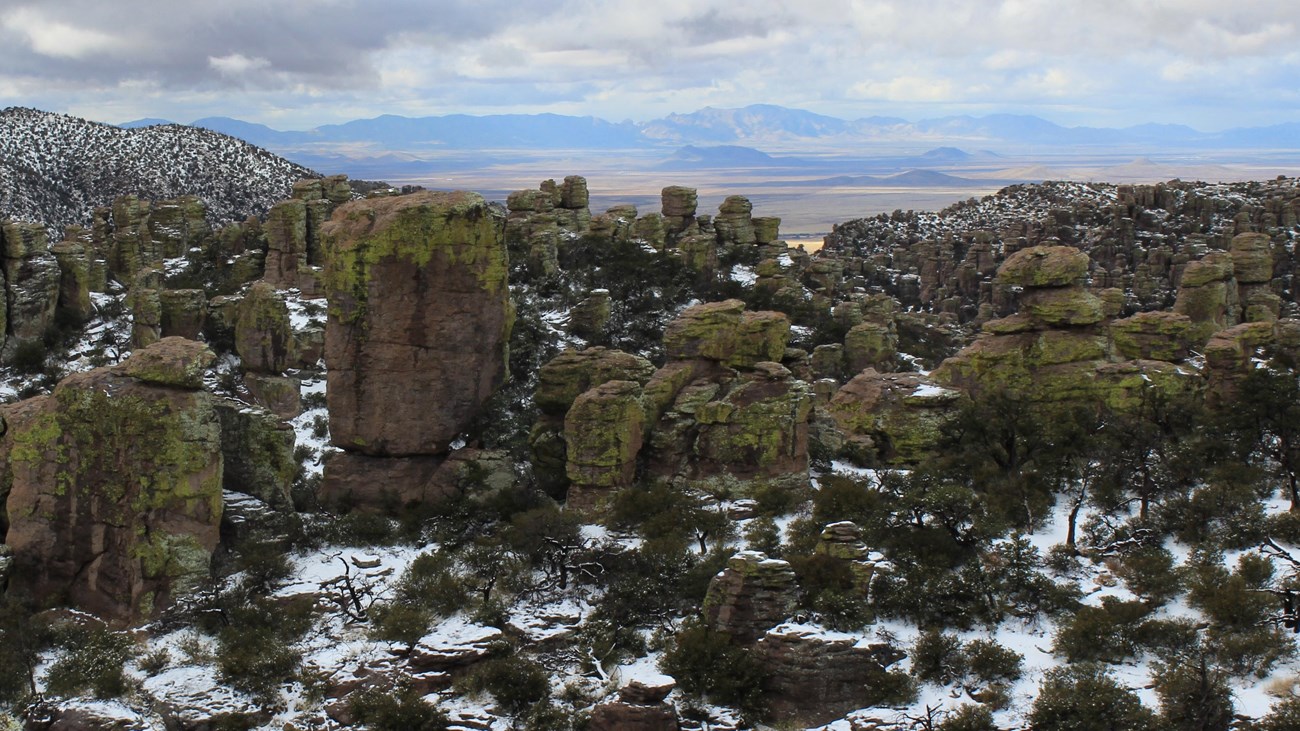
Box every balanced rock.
[323,191,511,456]
[996,245,1090,288]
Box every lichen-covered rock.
[0,342,223,622]
[128,287,162,349]
[323,190,511,457]
[235,281,292,374]
[755,625,907,727]
[560,175,590,209]
[120,336,215,389]
[996,245,1090,287]
[1230,232,1273,284]
[714,195,756,248]
[148,196,211,259]
[753,217,781,244]
[1021,287,1105,326]
[536,347,656,417]
[244,372,302,419]
[568,289,612,340]
[844,321,897,373]
[213,400,295,511]
[690,363,813,494]
[2,222,59,349]
[702,551,797,644]
[661,185,698,220]
[159,289,208,340]
[263,198,309,288]
[828,370,959,465]
[663,300,790,368]
[564,380,645,509]
[50,241,94,324]
[1109,311,1196,362]
[1179,252,1235,288]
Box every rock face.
[828,370,959,465]
[564,380,646,510]
[1,221,60,353]
[663,299,789,368]
[702,551,797,644]
[0,339,223,622]
[323,190,511,457]
[755,625,907,727]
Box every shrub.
[1053,598,1153,663]
[45,624,136,699]
[911,629,967,686]
[1261,695,1300,731]
[660,618,768,719]
[938,704,998,731]
[216,596,313,701]
[460,655,551,718]
[1153,658,1234,731]
[965,639,1022,685]
[1117,546,1182,606]
[1029,664,1158,731]
[349,684,450,730]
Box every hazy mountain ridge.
[124,104,1300,153]
[1,107,317,232]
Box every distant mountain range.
[3,107,315,231]
[121,104,1300,153]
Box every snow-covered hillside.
[0,107,316,232]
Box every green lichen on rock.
[828,370,958,465]
[689,363,813,493]
[322,190,507,325]
[1,355,223,621]
[1229,232,1273,284]
[664,300,790,369]
[844,321,897,373]
[1179,252,1235,288]
[1109,311,1195,362]
[235,281,292,373]
[564,380,645,501]
[996,245,1090,287]
[120,336,215,389]
[536,347,655,416]
[1022,288,1105,326]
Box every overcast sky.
[1,0,1295,131]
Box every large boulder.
[0,340,224,622]
[755,625,907,727]
[663,299,789,369]
[536,347,655,417]
[235,281,293,374]
[323,190,512,457]
[564,380,645,509]
[828,370,960,465]
[996,245,1090,288]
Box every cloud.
[0,0,1297,129]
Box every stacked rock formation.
[320,190,512,509]
[588,680,681,731]
[754,625,907,727]
[502,176,782,278]
[701,551,798,643]
[828,371,960,465]
[532,299,812,509]
[234,281,299,418]
[0,221,60,356]
[0,338,223,622]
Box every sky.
[0,0,1296,132]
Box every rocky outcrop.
[755,625,907,727]
[321,190,512,508]
[663,299,789,368]
[1174,251,1238,341]
[589,680,680,731]
[564,380,646,510]
[828,370,960,465]
[702,551,797,644]
[264,175,351,291]
[1,221,60,353]
[323,190,510,456]
[0,338,223,622]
